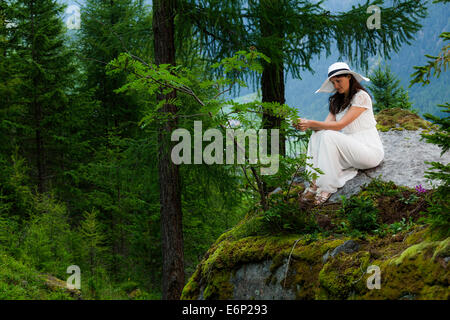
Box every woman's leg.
[300,132,321,201]
[306,130,383,194]
[305,130,323,186]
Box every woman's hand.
[295,118,312,131]
[292,118,319,131]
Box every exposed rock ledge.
[181,225,449,300]
[328,128,450,203]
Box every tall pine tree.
[7,0,76,193]
[0,1,19,157]
[79,0,151,140]
[153,0,185,300]
[76,0,152,280]
[178,0,428,157]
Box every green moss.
[432,237,450,260]
[320,238,346,253]
[391,241,435,266]
[268,237,345,299]
[376,124,405,132]
[288,259,322,299]
[375,108,432,131]
[420,285,449,300]
[180,268,201,300]
[363,237,449,300]
[227,216,269,240]
[404,226,429,245]
[318,251,371,299]
[202,271,233,300]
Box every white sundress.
[305,89,385,193]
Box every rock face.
[181,226,449,300]
[228,259,296,300]
[328,128,449,203]
[322,240,360,264]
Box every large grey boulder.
[228,259,296,300]
[326,128,449,202]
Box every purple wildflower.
[415,184,427,193]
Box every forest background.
[0,0,448,299]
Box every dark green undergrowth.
[233,177,447,242]
[0,250,74,300]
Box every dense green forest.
[0,0,253,299]
[0,0,448,300]
[236,0,450,121]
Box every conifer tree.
[79,0,151,139]
[78,0,153,281]
[79,209,105,278]
[409,0,449,236]
[153,0,184,300]
[368,64,412,113]
[0,1,18,156]
[178,0,428,156]
[7,0,76,193]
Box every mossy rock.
[182,180,448,300]
[181,233,345,300]
[181,224,449,300]
[375,108,434,132]
[317,251,371,299]
[362,236,449,300]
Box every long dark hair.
[328,74,371,115]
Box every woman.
[294,62,384,205]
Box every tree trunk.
[259,1,286,158]
[261,62,286,157]
[152,0,184,300]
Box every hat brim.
[315,70,370,94]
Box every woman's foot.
[299,182,318,202]
[313,191,332,205]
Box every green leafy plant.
[303,231,320,244]
[419,187,450,238]
[264,153,322,200]
[410,31,449,86]
[339,196,379,232]
[398,193,420,205]
[420,103,450,156]
[388,217,414,233]
[107,49,314,212]
[20,194,75,278]
[360,176,404,197]
[262,200,318,234]
[409,15,449,239]
[373,223,389,237]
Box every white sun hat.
[315,62,370,94]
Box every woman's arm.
[325,112,336,122]
[299,106,366,131]
[311,112,336,131]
